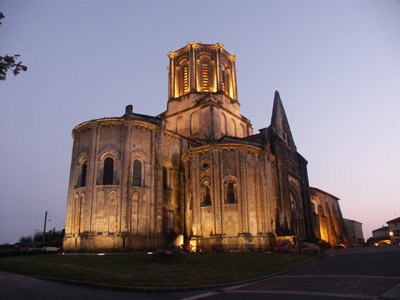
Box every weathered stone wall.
[164,93,252,140]
[182,144,277,251]
[64,118,186,252]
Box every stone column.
[168,52,176,99]
[254,153,263,234]
[90,123,100,233]
[188,42,197,92]
[212,148,223,235]
[215,44,223,92]
[65,131,80,235]
[230,56,238,100]
[119,121,131,234]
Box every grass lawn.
[0,252,322,287]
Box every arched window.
[133,160,142,186]
[181,63,189,95]
[103,157,114,185]
[198,57,214,92]
[227,182,236,203]
[80,161,87,187]
[240,124,246,138]
[162,166,168,190]
[221,63,226,92]
[201,62,210,92]
[220,112,227,135]
[201,181,212,206]
[175,59,190,97]
[204,185,211,205]
[190,111,199,136]
[176,116,185,135]
[221,62,232,98]
[229,118,237,137]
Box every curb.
[33,255,331,293]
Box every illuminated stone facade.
[310,187,348,246]
[64,42,315,252]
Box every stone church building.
[63,42,317,252]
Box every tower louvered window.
[223,70,231,97]
[221,64,226,92]
[202,63,209,92]
[183,65,189,94]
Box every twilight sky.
[0,0,399,244]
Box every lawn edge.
[27,255,329,292]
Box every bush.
[273,239,296,254]
[180,241,193,252]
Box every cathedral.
[63,42,318,252]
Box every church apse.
[63,42,346,252]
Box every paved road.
[1,247,399,300]
[185,247,400,300]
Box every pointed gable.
[270,91,296,150]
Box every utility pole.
[42,211,47,244]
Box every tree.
[18,228,64,246]
[0,12,27,80]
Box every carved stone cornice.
[97,119,125,128]
[227,55,237,62]
[167,51,178,58]
[168,46,190,59]
[182,143,262,161]
[131,120,158,131]
[163,128,184,140]
[72,121,92,138]
[213,43,224,50]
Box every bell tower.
[163,42,252,141]
[167,42,238,100]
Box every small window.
[204,186,211,205]
[133,160,142,186]
[202,182,211,206]
[103,157,114,185]
[226,182,236,204]
[162,166,168,190]
[80,161,87,187]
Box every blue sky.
[0,0,399,243]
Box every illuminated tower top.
[167,42,238,100]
